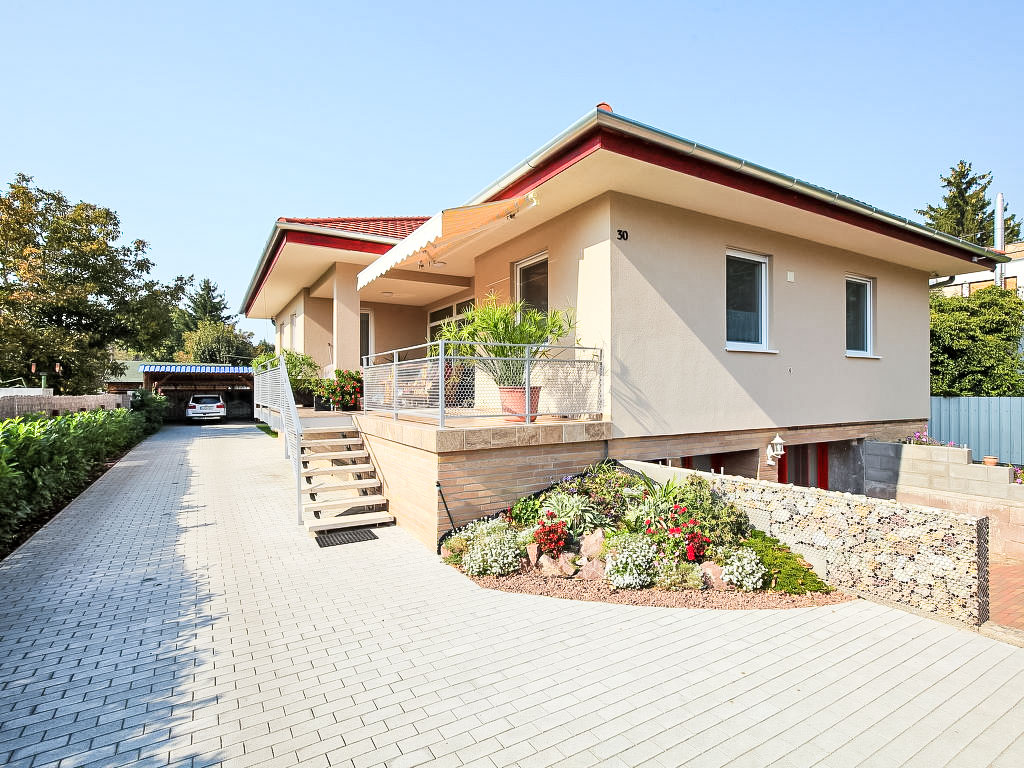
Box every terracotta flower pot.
[498,386,541,422]
[983,455,999,466]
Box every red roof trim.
[244,230,393,316]
[487,126,996,268]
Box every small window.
[427,299,473,341]
[516,253,548,313]
[359,311,371,360]
[726,250,768,349]
[846,277,873,354]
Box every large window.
[845,276,873,355]
[726,250,768,349]
[516,253,548,313]
[427,299,474,341]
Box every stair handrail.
[254,353,305,525]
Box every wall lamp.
[765,433,786,466]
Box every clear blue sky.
[3,1,1022,342]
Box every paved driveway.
[1,424,1023,768]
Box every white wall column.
[332,263,362,372]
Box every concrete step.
[302,464,375,478]
[307,478,381,494]
[301,437,363,448]
[301,450,369,462]
[303,425,358,435]
[303,494,388,514]
[304,510,393,533]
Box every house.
[243,104,1008,547]
[105,360,147,394]
[936,240,1024,296]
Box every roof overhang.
[466,109,1007,274]
[357,194,537,291]
[242,222,398,318]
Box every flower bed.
[440,462,844,608]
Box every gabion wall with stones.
[622,461,989,626]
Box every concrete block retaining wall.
[866,441,1024,558]
[623,460,989,626]
[0,394,129,420]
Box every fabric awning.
[357,193,536,289]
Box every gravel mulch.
[470,572,854,609]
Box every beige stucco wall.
[362,302,429,357]
[274,290,305,354]
[472,196,614,414]
[304,296,333,370]
[607,193,930,438]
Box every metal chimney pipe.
[995,192,1006,286]
[996,192,1006,252]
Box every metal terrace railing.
[361,341,604,427]
[254,354,305,524]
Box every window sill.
[725,345,780,354]
[846,352,882,359]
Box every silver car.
[185,394,225,421]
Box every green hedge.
[0,408,154,551]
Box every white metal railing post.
[438,340,446,428]
[523,344,531,422]
[392,350,399,421]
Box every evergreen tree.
[183,278,232,331]
[930,287,1024,396]
[917,161,1021,247]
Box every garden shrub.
[533,513,569,556]
[674,476,750,549]
[604,534,658,589]
[552,461,642,524]
[452,517,525,576]
[721,548,768,591]
[655,559,704,591]
[742,531,831,594]
[0,409,148,552]
[506,495,541,529]
[541,490,604,537]
[130,389,169,433]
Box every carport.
[139,364,254,420]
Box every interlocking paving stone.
[1,423,1023,767]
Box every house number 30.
[616,229,629,240]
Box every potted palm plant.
[434,293,574,421]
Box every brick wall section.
[624,460,989,626]
[0,394,129,420]
[355,414,927,550]
[867,441,1024,558]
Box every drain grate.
[315,528,379,548]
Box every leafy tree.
[183,278,232,331]
[930,287,1024,396]
[0,174,188,393]
[917,161,1021,246]
[175,320,258,364]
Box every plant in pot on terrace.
[313,369,363,411]
[433,293,574,422]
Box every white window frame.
[514,251,549,310]
[360,309,374,362]
[427,297,474,340]
[725,249,772,352]
[845,275,874,357]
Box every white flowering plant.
[605,534,658,589]
[721,547,767,591]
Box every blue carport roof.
[138,364,253,374]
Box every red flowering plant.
[533,510,569,556]
[641,505,711,563]
[314,369,363,410]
